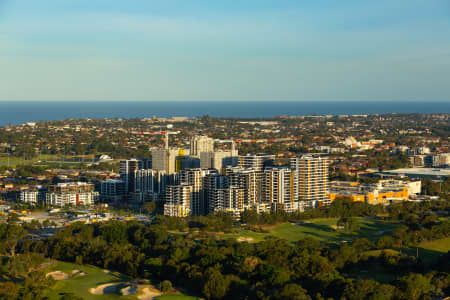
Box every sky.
[0,0,449,102]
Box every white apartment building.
[179,168,217,215]
[263,167,299,212]
[226,167,260,207]
[238,154,275,171]
[291,155,329,209]
[164,184,192,217]
[209,186,244,216]
[46,182,99,207]
[20,187,46,205]
[190,135,214,157]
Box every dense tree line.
[12,199,447,300]
[0,199,448,299]
[17,216,448,300]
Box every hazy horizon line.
[0,99,448,103]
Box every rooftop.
[380,168,450,177]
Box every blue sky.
[1,0,449,101]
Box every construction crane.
[215,137,301,146]
[131,124,180,149]
[214,139,237,152]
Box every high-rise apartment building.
[204,174,230,213]
[179,168,217,215]
[120,159,144,194]
[291,155,329,209]
[209,186,244,216]
[200,150,239,171]
[132,169,168,203]
[226,167,260,207]
[164,184,192,217]
[151,149,179,176]
[239,154,275,171]
[190,135,214,157]
[263,167,299,212]
[100,179,125,203]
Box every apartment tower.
[291,155,329,209]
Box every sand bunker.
[120,284,161,299]
[121,285,137,296]
[89,283,123,295]
[46,271,70,280]
[137,286,162,300]
[71,269,87,276]
[237,236,254,242]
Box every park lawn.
[155,294,200,300]
[44,261,135,300]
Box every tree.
[275,283,311,300]
[142,201,156,215]
[159,280,172,292]
[337,217,360,233]
[376,236,394,250]
[42,219,51,229]
[0,224,27,256]
[398,273,433,300]
[203,268,230,299]
[7,213,20,225]
[59,293,84,300]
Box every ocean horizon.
[0,101,448,126]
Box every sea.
[0,101,448,127]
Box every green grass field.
[402,236,450,263]
[44,261,197,300]
[0,154,95,167]
[44,261,134,300]
[419,237,450,253]
[220,217,401,245]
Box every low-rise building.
[328,179,413,205]
[46,182,99,207]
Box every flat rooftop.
[380,168,449,178]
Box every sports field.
[0,154,95,167]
